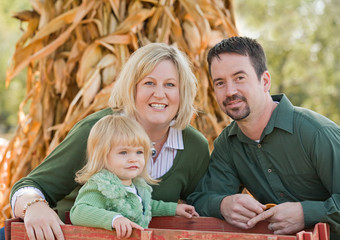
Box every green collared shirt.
[188,94,340,235]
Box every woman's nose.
[153,85,166,98]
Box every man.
[187,36,340,238]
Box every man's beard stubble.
[222,94,250,121]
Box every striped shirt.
[148,127,184,179]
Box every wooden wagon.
[5,216,330,240]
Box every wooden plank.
[8,217,330,240]
[145,228,297,240]
[11,222,141,240]
[149,216,274,234]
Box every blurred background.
[0,0,339,141]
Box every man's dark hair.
[207,36,268,80]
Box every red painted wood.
[7,217,330,240]
[149,216,274,234]
[11,222,142,240]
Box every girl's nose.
[128,157,137,162]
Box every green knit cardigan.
[70,169,177,230]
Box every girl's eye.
[119,151,127,155]
[137,151,144,155]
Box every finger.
[57,217,65,226]
[41,226,55,240]
[274,228,289,235]
[131,222,144,231]
[50,222,65,240]
[244,202,266,215]
[125,225,132,238]
[115,226,121,239]
[183,210,195,218]
[33,227,44,240]
[230,221,252,230]
[25,226,37,240]
[192,211,199,217]
[120,224,127,239]
[268,223,275,232]
[247,209,275,228]
[232,213,254,225]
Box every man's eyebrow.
[212,77,223,83]
[232,70,247,76]
[212,70,247,83]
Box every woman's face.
[135,60,180,130]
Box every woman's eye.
[166,82,175,87]
[145,81,154,85]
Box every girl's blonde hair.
[108,43,197,129]
[75,115,157,184]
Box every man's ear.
[262,71,271,92]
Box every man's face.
[211,53,269,121]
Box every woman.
[10,43,210,240]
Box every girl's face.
[106,143,145,186]
[135,60,180,130]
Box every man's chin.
[226,111,250,121]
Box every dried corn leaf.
[0,0,237,226]
[76,43,103,87]
[31,7,78,42]
[82,69,101,108]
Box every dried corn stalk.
[0,0,237,225]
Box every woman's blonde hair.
[75,115,157,184]
[108,43,197,129]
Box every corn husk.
[0,0,237,225]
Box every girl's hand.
[175,203,199,218]
[112,216,144,239]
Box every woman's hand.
[112,217,144,239]
[15,193,65,240]
[24,203,65,240]
[175,203,199,218]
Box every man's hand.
[220,194,266,229]
[247,202,304,235]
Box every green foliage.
[0,1,31,134]
[235,0,340,124]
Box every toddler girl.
[70,115,198,238]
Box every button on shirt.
[188,94,340,235]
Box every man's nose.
[225,82,237,97]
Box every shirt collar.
[265,94,294,135]
[165,127,184,150]
[228,94,294,138]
